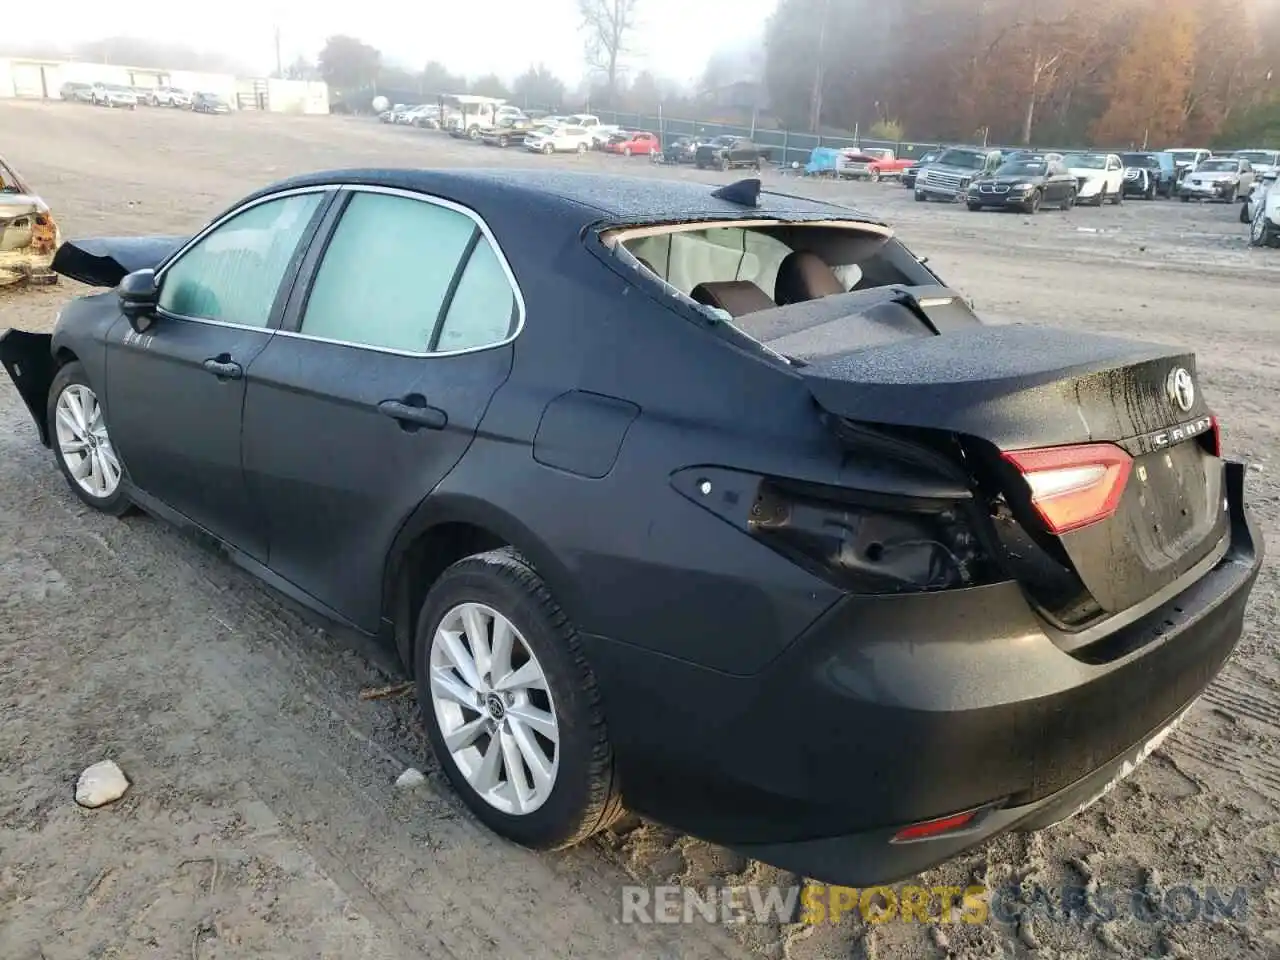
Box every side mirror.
[118,268,159,333]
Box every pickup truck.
[694,136,773,171]
[838,148,915,181]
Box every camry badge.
[1166,367,1195,413]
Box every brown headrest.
[775,251,846,305]
[690,280,775,317]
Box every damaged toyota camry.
[0,169,1262,886]
[0,153,60,286]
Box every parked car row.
[59,81,230,113]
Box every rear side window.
[300,191,519,354]
[159,192,323,327]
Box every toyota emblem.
[1167,367,1195,413]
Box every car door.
[104,188,331,560]
[1042,163,1064,202]
[241,186,521,629]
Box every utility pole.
[274,24,283,78]
[809,0,829,133]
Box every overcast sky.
[7,0,773,86]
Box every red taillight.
[1002,443,1132,535]
[1208,414,1222,457]
[891,808,980,843]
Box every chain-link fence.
[589,109,948,168]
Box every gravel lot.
[1,100,1277,960]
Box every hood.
[0,193,49,217]
[1067,166,1108,178]
[927,162,982,175]
[50,235,188,287]
[1188,170,1238,182]
[983,174,1045,186]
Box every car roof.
[247,168,877,228]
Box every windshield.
[918,152,939,163]
[1197,160,1237,172]
[936,149,986,169]
[1064,153,1107,169]
[1167,151,1202,164]
[1121,154,1158,167]
[1234,151,1274,163]
[996,160,1047,177]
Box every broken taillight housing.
[1001,443,1132,535]
[748,480,992,594]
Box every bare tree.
[579,0,638,105]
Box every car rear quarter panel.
[426,228,850,676]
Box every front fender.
[0,329,54,446]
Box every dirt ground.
[0,100,1277,960]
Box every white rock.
[395,767,427,789]
[75,760,130,808]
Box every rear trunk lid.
[794,323,1227,618]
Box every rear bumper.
[583,461,1262,885]
[1180,181,1237,199]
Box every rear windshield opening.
[600,218,957,359]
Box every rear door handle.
[378,396,447,431]
[202,356,243,380]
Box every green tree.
[317,35,381,94]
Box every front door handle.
[378,396,447,431]
[202,356,243,380]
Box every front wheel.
[914,190,927,202]
[868,169,880,183]
[1024,190,1042,214]
[1240,200,1252,224]
[1224,186,1237,203]
[967,201,982,211]
[1250,205,1274,247]
[1061,188,1077,211]
[542,143,554,156]
[1112,186,1123,205]
[416,549,624,849]
[576,141,587,154]
[1181,194,1191,203]
[46,362,131,516]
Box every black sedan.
[0,170,1261,886]
[694,136,768,171]
[966,157,1078,212]
[192,92,231,114]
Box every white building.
[0,57,329,114]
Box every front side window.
[158,191,323,327]
[300,191,519,354]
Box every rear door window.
[299,190,519,354]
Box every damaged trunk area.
[0,199,59,286]
[793,323,1228,640]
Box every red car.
[606,132,660,157]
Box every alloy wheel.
[428,602,560,815]
[1252,205,1269,245]
[54,384,121,499]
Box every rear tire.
[47,362,132,516]
[1111,185,1123,205]
[1240,200,1252,224]
[1250,204,1274,247]
[869,169,880,183]
[415,548,624,850]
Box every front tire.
[1250,204,1274,247]
[1111,185,1123,205]
[1240,200,1252,224]
[622,146,632,157]
[415,549,624,849]
[542,143,554,156]
[47,362,131,516]
[1024,190,1042,214]
[967,201,983,211]
[576,141,587,154]
[914,189,927,202]
[868,169,880,183]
